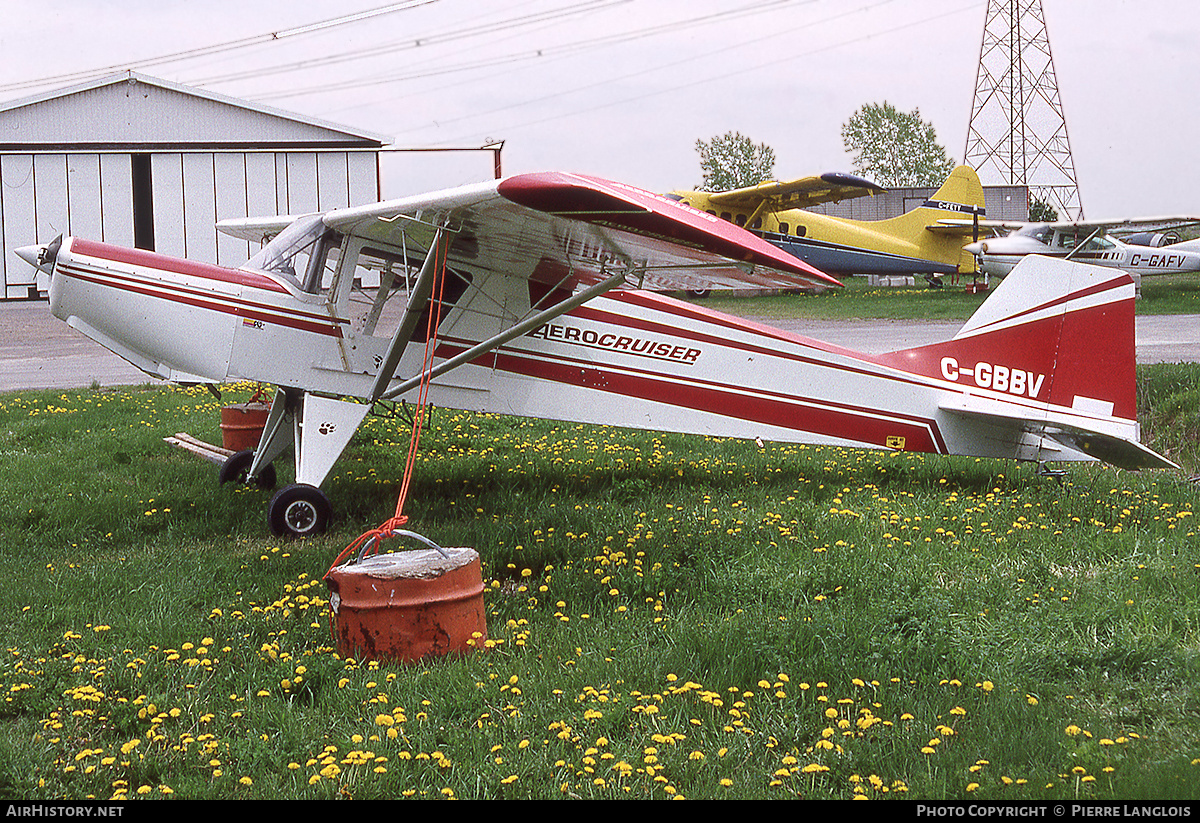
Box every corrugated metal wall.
[2,149,378,298]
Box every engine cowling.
[1123,231,1177,247]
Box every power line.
[0,0,440,96]
[249,0,806,102]
[186,0,627,88]
[382,1,977,149]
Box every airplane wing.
[221,171,842,293]
[930,215,1200,237]
[925,218,1023,237]
[217,214,299,243]
[679,172,884,213]
[1042,216,1200,234]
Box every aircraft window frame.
[335,237,475,342]
[337,242,415,336]
[1080,235,1116,252]
[301,231,343,294]
[244,214,328,288]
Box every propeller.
[14,235,61,276]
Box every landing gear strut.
[217,389,370,538]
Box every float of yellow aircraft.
[668,165,986,288]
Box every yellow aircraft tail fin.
[867,166,986,274]
[919,165,986,217]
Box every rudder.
[919,165,986,217]
[878,255,1139,422]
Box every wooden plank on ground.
[164,433,234,464]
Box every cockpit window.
[244,214,341,293]
[1080,235,1116,252]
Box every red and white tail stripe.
[878,259,1138,422]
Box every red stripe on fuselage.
[432,335,945,454]
[60,248,344,339]
[571,293,934,395]
[70,239,291,294]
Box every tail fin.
[873,166,985,232]
[862,166,986,273]
[877,255,1175,469]
[916,165,986,218]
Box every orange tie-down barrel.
[324,546,488,664]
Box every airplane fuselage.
[671,195,967,277]
[967,227,1200,278]
[48,238,373,395]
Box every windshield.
[244,214,328,286]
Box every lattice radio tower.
[964,0,1082,219]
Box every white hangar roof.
[0,71,392,150]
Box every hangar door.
[1,150,378,299]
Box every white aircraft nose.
[15,244,50,272]
[963,241,984,255]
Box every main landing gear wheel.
[218,449,277,489]
[268,483,332,538]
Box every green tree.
[1028,195,1058,222]
[695,131,776,191]
[841,102,955,187]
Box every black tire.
[218,449,277,489]
[268,484,332,538]
[687,289,711,299]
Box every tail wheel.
[218,449,277,489]
[268,484,332,538]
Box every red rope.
[326,235,449,579]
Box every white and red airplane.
[17,172,1174,537]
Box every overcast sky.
[1,0,1194,218]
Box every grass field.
[1,358,1198,800]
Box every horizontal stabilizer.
[1042,428,1178,471]
[939,393,1176,471]
[926,220,992,237]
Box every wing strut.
[1065,227,1103,260]
[368,227,451,403]
[379,267,629,401]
